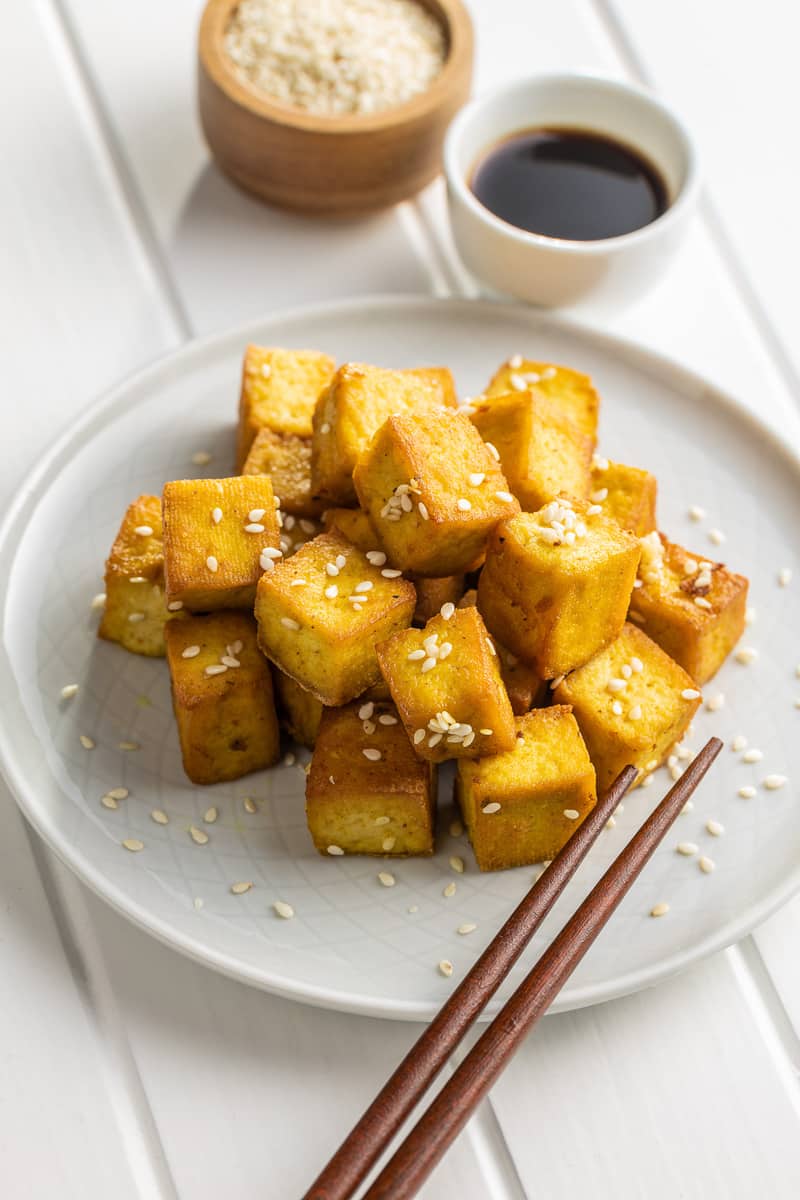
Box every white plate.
[1,297,798,1021]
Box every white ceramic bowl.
[444,73,700,308]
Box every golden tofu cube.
[98,495,182,656]
[455,707,597,871]
[376,606,516,762]
[255,530,416,706]
[456,588,545,713]
[311,362,457,504]
[478,499,640,679]
[162,477,280,611]
[164,612,280,785]
[553,622,702,792]
[322,505,378,552]
[486,358,599,444]
[306,701,435,857]
[629,533,748,683]
[236,345,335,468]
[591,458,657,536]
[354,408,519,576]
[241,428,325,519]
[411,575,465,625]
[273,669,324,749]
[470,390,592,512]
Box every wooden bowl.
[197,0,474,214]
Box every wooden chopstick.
[303,763,638,1200]
[362,736,723,1200]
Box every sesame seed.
[482,802,501,814]
[706,693,725,712]
[641,775,654,788]
[192,450,212,465]
[211,507,223,524]
[738,786,757,799]
[731,735,748,751]
[129,576,147,583]
[485,441,500,462]
[706,819,724,836]
[232,881,254,896]
[587,504,603,516]
[206,555,218,572]
[458,922,477,935]
[735,647,758,665]
[694,597,713,610]
[243,796,258,813]
[413,729,425,744]
[440,602,455,620]
[479,728,493,737]
[355,581,373,593]
[220,655,241,668]
[438,960,454,977]
[128,612,145,623]
[681,688,701,700]
[449,819,464,838]
[381,568,403,578]
[100,795,118,810]
[119,741,139,751]
[699,856,715,874]
[629,704,643,721]
[260,362,272,378]
[442,880,458,899]
[189,826,209,845]
[283,752,296,767]
[743,749,763,763]
[708,529,725,546]
[281,617,300,630]
[763,774,787,790]
[449,855,465,874]
[366,550,387,566]
[421,657,438,673]
[590,488,608,503]
[494,490,514,503]
[324,584,338,599]
[359,702,375,720]
[486,639,496,656]
[362,720,376,735]
[204,664,227,677]
[677,842,698,856]
[261,546,282,559]
[362,748,382,762]
[417,501,429,521]
[650,903,670,918]
[646,758,658,771]
[327,844,345,856]
[688,506,706,521]
[378,871,395,887]
[509,354,523,368]
[203,806,218,824]
[778,567,793,587]
[60,683,79,700]
[79,734,95,750]
[151,809,169,825]
[611,701,623,716]
[245,522,266,533]
[181,645,201,659]
[407,649,426,662]
[122,838,144,852]
[134,525,153,537]
[90,592,106,610]
[381,836,396,852]
[469,472,486,486]
[325,562,339,576]
[606,816,616,829]
[509,372,527,391]
[273,899,296,918]
[563,809,580,820]
[379,714,398,725]
[745,606,757,625]
[608,678,627,693]
[457,498,472,512]
[106,787,129,801]
[320,421,331,434]
[428,732,443,748]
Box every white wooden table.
[4,2,800,1195]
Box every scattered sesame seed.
[509,372,527,391]
[611,701,623,716]
[590,488,608,503]
[421,657,438,673]
[122,838,144,852]
[699,856,715,874]
[485,441,500,462]
[587,504,602,516]
[326,562,340,576]
[458,923,477,935]
[204,664,228,677]
[438,960,453,978]
[358,702,375,720]
[189,826,209,845]
[273,898,295,917]
[245,522,266,533]
[479,728,493,736]
[550,674,566,690]
[681,688,701,700]
[230,881,254,896]
[119,741,139,751]
[677,841,698,856]
[629,704,643,721]
[509,354,523,368]
[151,809,169,825]
[378,714,398,726]
[381,836,396,851]
[563,809,580,820]
[79,734,95,750]
[60,684,79,700]
[203,806,218,824]
[706,819,724,836]
[706,693,725,712]
[734,647,758,665]
[486,639,496,656]
[261,546,282,560]
[457,498,472,512]
[449,819,464,838]
[440,602,455,620]
[134,525,153,537]
[90,592,106,610]
[646,758,658,771]
[324,584,338,599]
[167,600,184,612]
[381,568,402,578]
[650,902,670,918]
[378,871,395,887]
[362,748,382,762]
[608,678,627,693]
[694,596,713,610]
[443,881,457,898]
[688,506,706,521]
[327,844,344,856]
[206,555,218,572]
[449,855,465,874]
[355,581,373,593]
[468,472,486,487]
[212,507,223,524]
[191,450,212,465]
[413,729,425,744]
[708,529,725,546]
[738,785,757,799]
[106,787,129,801]
[100,795,118,810]
[290,579,307,588]
[745,606,757,625]
[128,612,145,623]
[320,421,330,434]
[763,774,787,790]
[641,774,654,788]
[428,732,443,748]
[482,802,501,814]
[778,567,792,587]
[742,749,763,763]
[281,617,300,630]
[731,735,748,752]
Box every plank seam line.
[22,821,179,1200]
[591,0,800,416]
[44,0,193,341]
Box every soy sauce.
[471,127,668,241]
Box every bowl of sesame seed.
[198,0,473,214]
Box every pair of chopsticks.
[304,736,722,1200]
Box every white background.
[3,1,800,1196]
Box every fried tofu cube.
[241,429,325,519]
[456,588,545,712]
[470,390,592,513]
[164,612,280,785]
[306,701,435,857]
[98,495,182,656]
[553,622,702,791]
[162,477,280,611]
[411,575,465,625]
[236,345,335,468]
[486,358,599,444]
[376,606,516,762]
[591,458,657,536]
[311,362,457,504]
[255,530,416,706]
[322,505,378,552]
[354,408,520,576]
[273,670,324,748]
[455,707,597,871]
[628,533,748,683]
[478,498,640,679]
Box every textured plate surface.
[0,296,798,1020]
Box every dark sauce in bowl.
[470,127,668,241]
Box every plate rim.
[2,292,799,1021]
